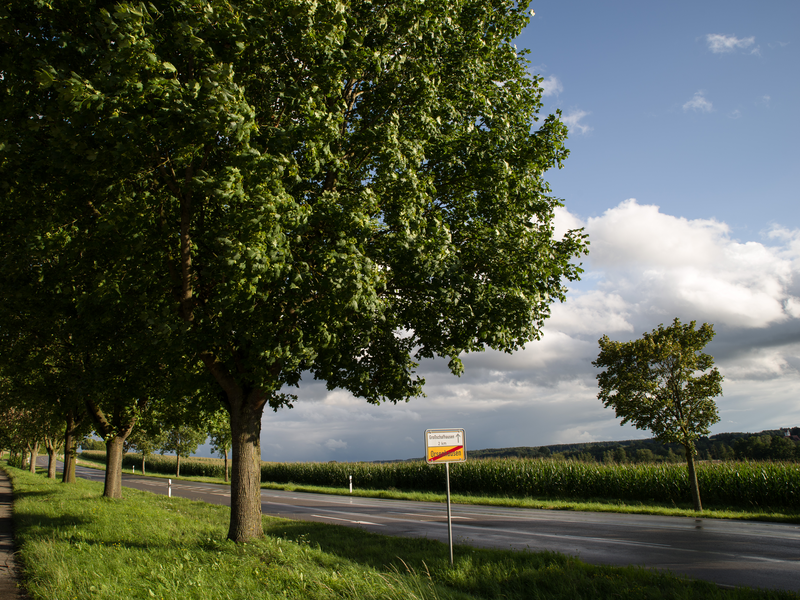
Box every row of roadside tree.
[2,407,231,480]
[0,0,588,543]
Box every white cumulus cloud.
[540,75,563,97]
[324,439,348,451]
[683,91,713,113]
[706,34,756,54]
[579,199,796,329]
[562,109,592,134]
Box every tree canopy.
[1,0,588,541]
[593,318,723,510]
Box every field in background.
[80,451,800,512]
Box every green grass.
[6,464,798,600]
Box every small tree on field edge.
[593,318,723,511]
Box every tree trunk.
[27,441,39,473]
[684,445,703,511]
[62,411,79,484]
[47,447,58,479]
[44,435,63,480]
[199,353,268,543]
[104,436,125,499]
[62,437,77,483]
[85,398,139,498]
[176,454,181,477]
[228,393,266,542]
[141,455,146,475]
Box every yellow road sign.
[425,429,466,464]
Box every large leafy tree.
[1,0,588,541]
[593,319,723,511]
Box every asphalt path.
[70,464,800,592]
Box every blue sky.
[197,1,800,463]
[526,0,800,235]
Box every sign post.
[425,428,466,565]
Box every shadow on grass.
[261,520,739,600]
[266,519,448,570]
[16,511,93,532]
[11,488,55,500]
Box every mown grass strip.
[6,464,799,600]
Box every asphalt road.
[71,464,800,592]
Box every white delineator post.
[168,479,172,498]
[349,475,353,494]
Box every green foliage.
[1,0,588,397]
[82,450,224,479]
[593,319,723,451]
[81,439,107,452]
[125,428,166,458]
[2,0,591,538]
[207,409,232,459]
[735,435,800,461]
[161,426,208,460]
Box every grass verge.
[77,454,800,523]
[259,482,800,524]
[78,459,800,523]
[5,464,799,600]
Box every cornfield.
[260,459,800,508]
[79,451,799,509]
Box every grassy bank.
[6,464,798,600]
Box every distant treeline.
[466,428,800,463]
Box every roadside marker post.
[349,475,353,494]
[168,479,172,498]
[425,428,466,565]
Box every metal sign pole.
[446,462,453,565]
[424,428,465,566]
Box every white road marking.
[312,515,383,526]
